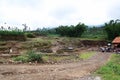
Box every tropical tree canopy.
[104,19,120,40]
[55,23,87,37]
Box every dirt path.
[0,52,111,80]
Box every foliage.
[27,51,43,62]
[13,51,43,63]
[104,19,120,40]
[34,28,57,36]
[13,55,28,62]
[55,22,87,37]
[25,33,36,38]
[0,27,26,41]
[81,26,107,40]
[96,54,120,80]
[0,30,24,36]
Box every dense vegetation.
[55,23,87,37]
[81,26,107,40]
[104,19,120,40]
[13,50,43,63]
[33,28,56,36]
[0,19,120,41]
[0,29,26,41]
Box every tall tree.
[55,22,87,37]
[104,19,120,40]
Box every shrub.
[13,51,43,63]
[55,22,87,37]
[26,33,36,38]
[27,51,43,62]
[13,55,28,63]
[0,30,24,36]
[0,30,26,41]
[104,19,120,40]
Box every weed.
[13,54,28,62]
[27,51,43,62]
[25,33,36,38]
[13,50,43,63]
[96,54,120,80]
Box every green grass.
[23,38,52,49]
[13,51,43,63]
[96,54,120,80]
[0,30,24,36]
[47,34,60,37]
[80,37,105,41]
[42,51,96,63]
[81,34,107,40]
[13,54,28,62]
[79,51,96,60]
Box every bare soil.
[0,52,111,80]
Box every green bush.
[0,30,26,41]
[0,30,24,36]
[13,51,43,63]
[26,33,36,38]
[13,55,28,62]
[56,22,87,37]
[27,51,43,62]
[104,19,120,40]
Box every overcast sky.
[0,0,120,30]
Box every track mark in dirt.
[0,52,111,80]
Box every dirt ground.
[0,52,111,80]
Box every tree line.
[34,19,120,40]
[104,19,120,40]
[55,23,87,37]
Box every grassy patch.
[96,54,120,80]
[47,34,60,37]
[81,34,107,40]
[42,54,79,63]
[22,38,52,49]
[42,52,96,63]
[13,51,43,63]
[79,51,96,60]
[13,54,28,63]
[0,41,7,45]
[25,33,36,38]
